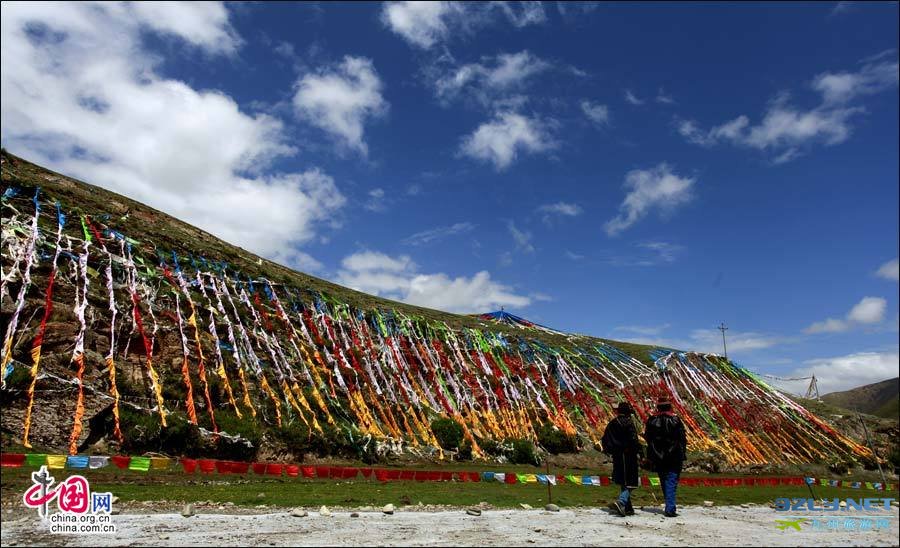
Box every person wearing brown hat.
[644,396,687,517]
[601,401,643,517]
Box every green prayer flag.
[25,453,47,467]
[128,456,151,472]
[649,477,661,486]
[516,473,528,484]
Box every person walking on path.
[601,401,642,517]
[644,396,687,517]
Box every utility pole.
[718,322,728,360]
[804,375,820,400]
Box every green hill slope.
[822,378,899,419]
[0,150,874,469]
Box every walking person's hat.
[616,402,633,415]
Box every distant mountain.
[822,378,899,419]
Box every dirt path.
[1,505,897,546]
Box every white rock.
[519,503,533,510]
[466,508,482,516]
[383,503,395,515]
[319,506,332,517]
[703,501,714,507]
[290,508,308,517]
[544,503,560,512]
[181,503,195,517]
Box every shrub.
[430,417,464,451]
[158,418,205,457]
[507,438,539,465]
[212,409,261,462]
[456,441,473,461]
[536,423,578,454]
[478,438,505,458]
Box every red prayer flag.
[230,461,250,474]
[414,470,428,482]
[286,465,300,477]
[386,469,401,480]
[341,468,359,479]
[181,458,197,474]
[505,473,518,484]
[214,460,230,474]
[266,463,283,476]
[111,455,131,469]
[316,466,330,478]
[440,471,453,481]
[0,453,25,467]
[301,466,315,479]
[199,459,216,474]
[375,469,390,482]
[399,470,415,480]
[360,468,373,478]
[252,463,267,475]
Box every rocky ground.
[1,502,897,547]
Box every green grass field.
[1,466,889,510]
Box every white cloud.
[847,296,887,324]
[876,258,900,281]
[292,56,387,155]
[604,164,695,236]
[624,90,644,105]
[604,241,684,267]
[336,250,530,313]
[565,250,584,260]
[379,1,458,49]
[493,1,547,27]
[656,88,675,104]
[128,2,241,54]
[635,241,682,263]
[432,51,551,106]
[365,187,387,212]
[804,296,888,333]
[459,111,556,170]
[812,57,898,104]
[677,55,898,163]
[380,1,545,49]
[614,324,671,336]
[830,1,856,16]
[787,351,899,395]
[0,1,344,273]
[507,220,535,253]
[537,202,582,224]
[804,318,850,334]
[621,328,784,355]
[402,222,475,246]
[581,100,610,126]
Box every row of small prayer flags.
[1,453,895,491]
[1,453,172,472]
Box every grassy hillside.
[0,150,658,363]
[0,150,884,471]
[822,377,899,419]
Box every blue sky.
[1,1,897,393]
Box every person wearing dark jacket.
[601,401,642,517]
[644,396,687,517]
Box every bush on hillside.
[536,423,578,454]
[430,417,464,451]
